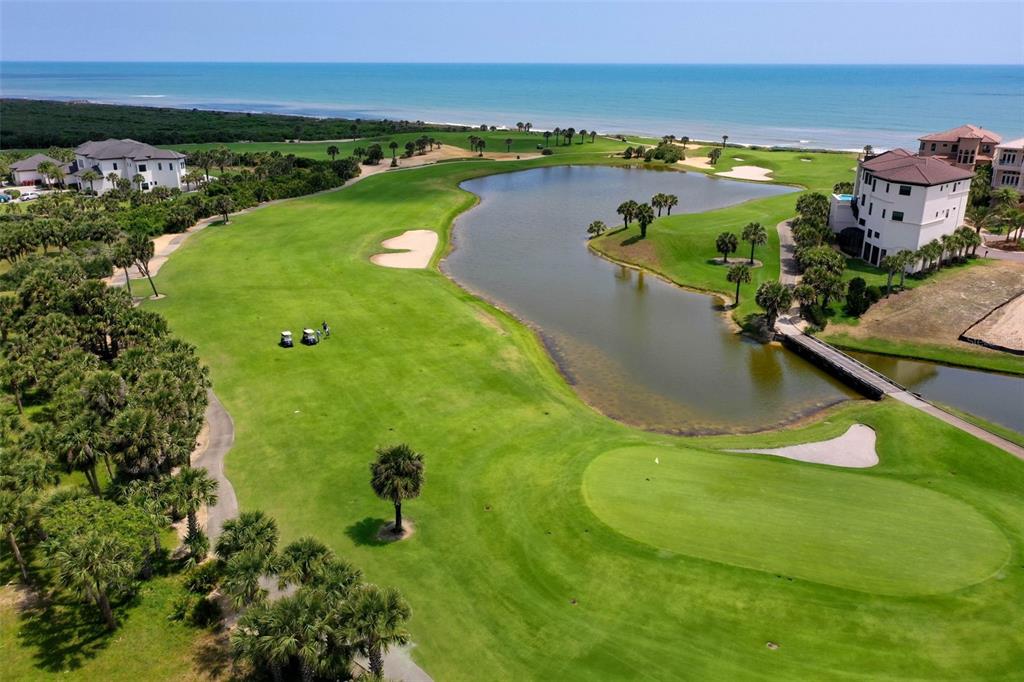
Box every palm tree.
[741,222,768,264]
[0,491,32,582]
[112,241,136,298]
[56,416,104,495]
[617,200,638,227]
[715,231,738,262]
[275,536,333,588]
[552,127,561,146]
[106,171,120,188]
[505,138,513,153]
[726,263,752,307]
[680,136,690,150]
[370,443,424,536]
[223,550,270,608]
[755,280,793,330]
[49,532,135,629]
[525,122,532,133]
[128,232,159,296]
[131,173,145,191]
[895,249,917,288]
[388,141,399,160]
[664,194,678,215]
[343,584,412,678]
[880,254,899,297]
[590,130,597,143]
[579,129,587,144]
[709,148,722,165]
[79,169,101,194]
[516,122,524,133]
[863,144,874,158]
[564,128,576,145]
[651,193,666,217]
[214,195,234,224]
[586,220,607,238]
[327,145,339,161]
[216,510,279,561]
[36,161,57,188]
[722,134,729,148]
[635,203,655,239]
[543,131,552,148]
[169,467,218,541]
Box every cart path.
[190,391,434,681]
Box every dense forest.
[0,99,468,148]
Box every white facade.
[829,149,972,270]
[71,139,187,194]
[9,153,67,187]
[991,138,1023,194]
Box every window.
[863,171,872,183]
[930,143,936,151]
[951,144,959,153]
[868,202,873,215]
[1000,152,1019,165]
[898,185,912,196]
[157,163,163,171]
[892,211,904,222]
[180,162,185,169]
[113,162,118,170]
[1000,172,1020,187]
[957,149,975,165]
[882,209,886,218]
[945,209,950,218]
[860,194,866,206]
[885,183,890,193]
[138,164,147,172]
[858,218,866,226]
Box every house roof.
[74,138,186,161]
[996,137,1024,151]
[10,153,63,172]
[919,124,1001,145]
[861,148,974,185]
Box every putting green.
[582,446,1010,596]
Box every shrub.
[184,560,223,595]
[865,285,883,304]
[81,254,113,280]
[189,596,222,628]
[6,189,20,199]
[169,593,197,621]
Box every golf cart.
[279,331,293,348]
[301,328,319,346]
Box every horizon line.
[1,60,1020,67]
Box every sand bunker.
[727,424,878,468]
[716,165,774,182]
[371,230,438,269]
[961,292,1024,353]
[679,156,714,170]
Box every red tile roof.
[919,124,1001,144]
[861,149,974,185]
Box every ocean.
[1,62,1021,150]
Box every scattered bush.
[541,148,553,156]
[6,189,20,199]
[184,560,223,595]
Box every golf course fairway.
[148,155,1024,680]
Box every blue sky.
[1,1,1022,64]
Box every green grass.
[591,148,857,320]
[173,130,627,160]
[132,157,1024,680]
[821,332,1024,375]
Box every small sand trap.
[370,229,438,269]
[727,424,878,468]
[716,165,774,182]
[679,156,714,170]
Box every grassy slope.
[128,157,1024,680]
[591,148,856,320]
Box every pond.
[849,352,1024,433]
[443,165,858,433]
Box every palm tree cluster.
[615,199,657,239]
[216,510,413,680]
[650,193,679,217]
[513,122,533,133]
[0,247,213,625]
[467,135,488,156]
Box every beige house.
[991,138,1023,194]
[917,124,1001,170]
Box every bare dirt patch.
[962,292,1024,353]
[377,519,416,542]
[709,257,763,268]
[827,262,1024,352]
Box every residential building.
[69,138,187,194]
[917,124,1001,170]
[828,149,973,270]
[10,153,69,186]
[991,138,1023,194]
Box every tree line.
[0,99,470,148]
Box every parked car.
[0,194,12,203]
[19,192,39,202]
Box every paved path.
[190,391,433,679]
[773,220,1024,461]
[979,231,1024,263]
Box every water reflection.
[443,165,856,433]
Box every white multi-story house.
[69,139,187,194]
[991,138,1023,195]
[828,149,973,270]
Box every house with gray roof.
[71,139,187,194]
[10,153,71,187]
[828,148,973,270]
